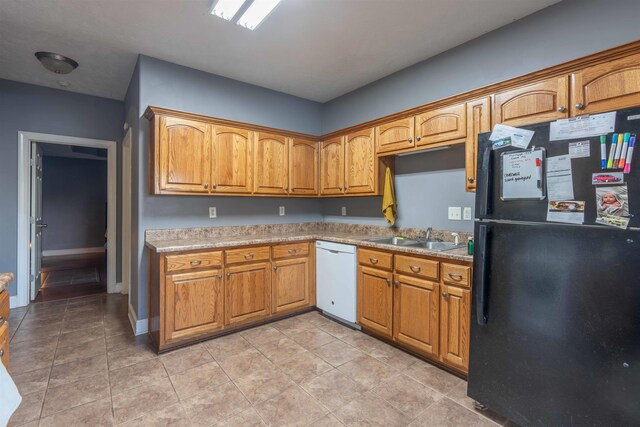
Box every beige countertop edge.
[145,233,473,263]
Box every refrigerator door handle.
[477,147,493,217]
[475,224,490,325]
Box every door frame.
[121,127,132,297]
[16,131,118,307]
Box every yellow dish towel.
[382,166,396,225]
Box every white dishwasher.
[315,241,357,325]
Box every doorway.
[16,132,118,307]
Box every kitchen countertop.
[0,272,14,293]
[146,231,473,262]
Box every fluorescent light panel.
[210,0,246,21]
[237,0,281,30]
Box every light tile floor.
[7,294,510,426]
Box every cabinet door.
[357,265,393,338]
[272,257,310,314]
[440,284,471,371]
[158,116,211,193]
[225,262,271,325]
[344,128,375,194]
[254,132,289,195]
[493,76,569,127]
[571,53,640,116]
[393,274,439,357]
[375,117,414,154]
[289,138,318,195]
[465,97,491,192]
[165,269,223,343]
[415,103,466,146]
[211,126,253,194]
[0,320,9,371]
[320,136,344,195]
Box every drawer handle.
[288,249,297,254]
[244,253,254,259]
[448,273,463,281]
[409,265,421,273]
[369,257,378,264]
[190,260,202,266]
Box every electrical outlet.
[341,206,347,216]
[279,206,285,216]
[448,207,462,220]
[463,207,472,220]
[209,207,217,218]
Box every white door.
[30,142,45,299]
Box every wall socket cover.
[279,206,285,216]
[448,206,462,220]
[341,206,347,216]
[209,207,217,218]
[463,207,472,220]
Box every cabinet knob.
[575,103,585,110]
[557,106,566,113]
[226,272,231,278]
[386,278,391,285]
[442,292,448,297]
[0,349,3,357]
[416,136,421,142]
[467,177,475,183]
[204,183,209,189]
[408,138,413,143]
[338,187,343,191]
[273,266,278,271]
[218,274,222,279]
[213,183,217,188]
[394,280,399,287]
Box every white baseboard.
[10,295,25,309]
[128,303,148,336]
[112,282,123,294]
[43,247,105,257]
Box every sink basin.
[366,236,421,246]
[411,241,465,251]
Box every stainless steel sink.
[412,241,465,251]
[366,237,465,252]
[366,236,420,246]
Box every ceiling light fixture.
[237,0,281,30]
[210,0,246,21]
[34,51,78,74]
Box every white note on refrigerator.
[489,124,535,149]
[546,155,574,200]
[549,112,616,141]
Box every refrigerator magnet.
[595,185,630,229]
[592,172,624,185]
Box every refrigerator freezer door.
[468,221,640,426]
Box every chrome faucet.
[451,232,460,245]
[425,227,433,241]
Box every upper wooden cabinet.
[157,116,211,194]
[571,52,640,116]
[493,76,569,127]
[211,126,253,194]
[344,128,375,194]
[415,103,466,146]
[465,97,491,192]
[376,117,414,154]
[289,138,319,195]
[254,132,289,195]
[320,136,345,195]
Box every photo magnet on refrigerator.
[592,172,624,185]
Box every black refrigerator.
[468,107,640,426]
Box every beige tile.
[104,319,133,337]
[334,392,412,427]
[11,367,50,396]
[181,381,250,427]
[338,330,380,353]
[170,361,230,400]
[11,323,62,344]
[61,317,104,333]
[218,347,275,380]
[107,342,156,370]
[241,325,286,346]
[41,374,110,417]
[254,384,328,427]
[313,340,363,367]
[16,317,63,331]
[371,374,443,419]
[119,402,190,427]
[38,397,113,427]
[366,341,419,370]
[254,337,306,363]
[446,382,508,425]
[310,414,345,427]
[301,312,335,329]
[10,335,59,354]
[49,353,108,388]
[10,346,56,374]
[105,332,149,352]
[287,328,336,350]
[109,358,168,395]
[408,397,498,426]
[8,390,45,426]
[53,337,106,366]
[300,369,367,411]
[161,345,213,376]
[234,366,295,404]
[56,326,105,349]
[337,354,398,390]
[316,320,356,340]
[204,333,253,362]
[271,316,316,335]
[277,350,333,383]
[405,360,464,394]
[112,376,178,424]
[215,407,265,427]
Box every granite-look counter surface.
[146,224,473,263]
[0,272,14,293]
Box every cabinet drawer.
[395,255,439,280]
[358,248,393,270]
[272,242,310,259]
[225,246,270,265]
[0,290,8,319]
[0,319,9,371]
[442,263,470,288]
[165,251,223,273]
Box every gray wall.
[0,79,124,296]
[42,156,108,251]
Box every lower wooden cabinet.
[0,290,9,371]
[224,262,271,326]
[357,265,393,338]
[272,257,311,314]
[440,284,471,371]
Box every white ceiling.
[0,0,559,102]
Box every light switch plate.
[209,207,217,218]
[448,207,462,220]
[341,206,347,216]
[279,206,285,216]
[463,207,472,220]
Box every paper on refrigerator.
[546,155,574,200]
[489,124,535,149]
[549,112,616,141]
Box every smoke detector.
[34,52,79,74]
